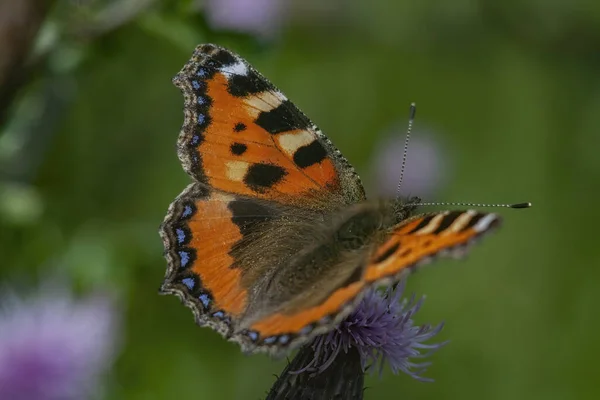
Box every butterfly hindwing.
[173,44,365,206]
[160,183,286,337]
[161,181,342,351]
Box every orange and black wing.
[173,44,365,206]
[243,210,501,353]
[160,183,287,339]
[363,210,501,283]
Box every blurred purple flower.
[372,128,447,200]
[297,281,446,382]
[204,0,289,38]
[0,282,120,400]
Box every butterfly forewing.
[172,44,365,206]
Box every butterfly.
[160,44,505,355]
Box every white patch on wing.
[443,210,477,235]
[472,213,498,233]
[225,161,250,182]
[244,91,286,117]
[212,192,235,202]
[220,60,248,76]
[414,212,449,235]
[277,132,315,156]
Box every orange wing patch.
[185,190,247,316]
[248,282,364,338]
[172,44,359,205]
[160,184,255,336]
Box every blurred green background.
[1,0,599,399]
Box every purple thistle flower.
[297,280,446,381]
[0,281,120,400]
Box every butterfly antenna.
[414,201,532,209]
[394,103,532,211]
[396,102,416,198]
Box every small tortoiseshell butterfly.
[159,44,519,354]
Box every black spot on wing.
[227,70,274,97]
[255,100,312,135]
[234,122,247,132]
[293,140,328,168]
[432,211,464,234]
[227,199,278,237]
[243,163,287,193]
[212,49,237,67]
[406,215,436,234]
[374,242,400,264]
[230,143,247,155]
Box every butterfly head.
[391,195,421,224]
